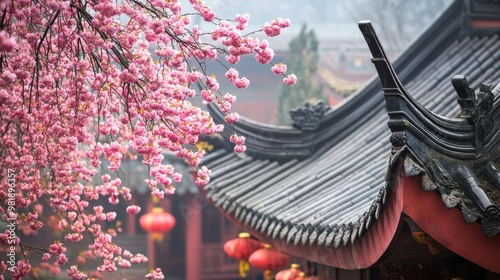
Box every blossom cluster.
[0,0,295,279]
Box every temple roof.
[199,0,500,270]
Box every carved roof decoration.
[360,19,500,236]
[289,100,329,131]
[199,0,500,271]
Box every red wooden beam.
[471,20,500,28]
[402,173,500,273]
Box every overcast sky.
[183,0,453,51]
[183,0,364,49]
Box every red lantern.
[224,232,264,277]
[275,263,304,280]
[139,207,175,241]
[249,244,289,280]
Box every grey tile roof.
[200,0,500,253]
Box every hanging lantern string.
[239,260,250,277]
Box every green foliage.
[277,24,325,126]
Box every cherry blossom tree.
[0,0,296,278]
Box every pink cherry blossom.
[187,71,203,83]
[234,145,247,153]
[130,253,148,264]
[225,68,239,82]
[0,31,16,52]
[0,261,7,275]
[272,63,287,75]
[9,259,31,279]
[256,48,275,64]
[195,166,211,187]
[172,172,182,182]
[206,75,219,90]
[0,0,295,278]
[123,250,134,259]
[42,253,51,261]
[0,0,8,10]
[218,100,232,113]
[146,268,165,280]
[118,259,131,268]
[284,74,298,86]
[225,54,240,64]
[106,212,117,221]
[67,266,88,280]
[49,242,67,255]
[233,77,250,89]
[263,18,291,37]
[57,254,69,265]
[201,7,215,22]
[201,89,216,103]
[126,205,141,215]
[230,134,246,145]
[67,211,77,221]
[236,14,250,30]
[224,93,237,104]
[224,112,240,124]
[34,204,43,214]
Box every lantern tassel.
[239,260,250,277]
[151,232,164,242]
[264,270,273,280]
